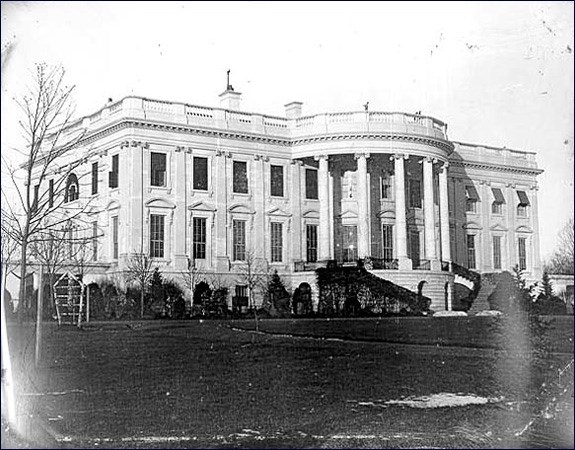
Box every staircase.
[451,262,482,311]
[468,276,497,313]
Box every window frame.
[270,222,283,263]
[150,152,167,187]
[192,156,209,191]
[466,234,476,270]
[305,168,318,200]
[492,235,502,270]
[232,160,249,194]
[192,217,207,260]
[270,165,284,198]
[91,162,98,195]
[232,219,247,261]
[149,214,165,258]
[306,224,318,262]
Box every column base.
[398,257,412,271]
[430,259,442,271]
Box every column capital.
[391,153,409,160]
[505,182,516,188]
[290,159,304,166]
[216,150,232,158]
[440,161,449,171]
[478,179,491,186]
[314,154,329,162]
[254,154,269,162]
[530,184,539,191]
[354,152,371,160]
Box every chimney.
[219,89,242,111]
[284,101,303,119]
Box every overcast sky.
[1,1,573,260]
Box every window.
[232,220,246,261]
[193,157,208,190]
[466,234,476,269]
[233,161,248,194]
[49,179,54,208]
[109,154,119,188]
[382,224,393,260]
[305,169,318,200]
[151,152,167,187]
[112,216,119,260]
[465,185,479,213]
[65,173,79,202]
[342,226,358,262]
[380,172,392,199]
[516,190,529,217]
[270,165,284,197]
[493,236,501,270]
[306,224,318,262]
[341,171,355,199]
[193,217,206,260]
[271,222,283,262]
[235,285,248,298]
[409,179,422,208]
[150,215,165,258]
[409,230,420,264]
[491,187,505,215]
[91,162,98,195]
[92,221,98,262]
[518,237,527,271]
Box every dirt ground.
[2,317,573,448]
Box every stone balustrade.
[57,96,452,143]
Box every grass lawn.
[2,317,573,449]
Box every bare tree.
[235,249,270,310]
[125,252,155,319]
[546,219,574,275]
[1,215,19,282]
[1,63,89,320]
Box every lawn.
[2,317,573,449]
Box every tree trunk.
[140,287,144,319]
[17,235,29,323]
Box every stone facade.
[29,90,543,311]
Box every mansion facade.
[29,88,543,311]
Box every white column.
[316,155,331,260]
[355,152,370,259]
[530,185,542,277]
[393,154,411,270]
[438,162,451,263]
[423,156,439,269]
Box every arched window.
[65,173,79,203]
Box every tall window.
[493,236,502,270]
[409,230,420,264]
[465,185,479,213]
[92,221,98,261]
[342,226,358,262]
[49,179,54,208]
[151,152,167,187]
[91,162,98,195]
[305,169,318,200]
[516,190,529,217]
[466,234,476,269]
[109,154,119,188]
[380,172,392,199]
[65,173,79,202]
[233,161,248,194]
[306,224,318,262]
[518,237,527,271]
[112,216,119,260]
[193,217,206,260]
[193,157,208,190]
[232,220,246,261]
[409,179,422,208]
[150,215,165,258]
[382,224,393,261]
[270,165,284,197]
[67,223,74,259]
[271,222,283,262]
[491,188,504,215]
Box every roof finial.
[226,69,234,91]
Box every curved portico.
[292,111,453,275]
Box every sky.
[1,1,573,261]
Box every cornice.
[449,160,543,176]
[70,118,454,154]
